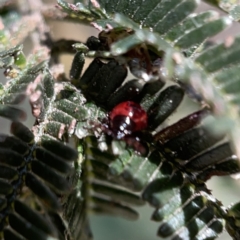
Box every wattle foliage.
[0,0,240,240]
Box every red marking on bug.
[109,101,147,139]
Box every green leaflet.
[0,120,77,239]
[80,135,227,240]
[230,5,240,21]
[98,0,198,33]
[196,36,240,72]
[204,0,240,22]
[167,14,230,49]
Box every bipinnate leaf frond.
[1,1,240,240]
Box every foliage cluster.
[0,0,240,239]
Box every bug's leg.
[153,108,209,144]
[124,135,149,156]
[42,33,78,64]
[128,47,163,81]
[139,45,152,74]
[88,117,114,138]
[76,118,105,139]
[128,56,161,82]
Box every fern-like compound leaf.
[78,129,232,240]
[1,1,239,239]
[68,57,240,239]
[145,178,225,240]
